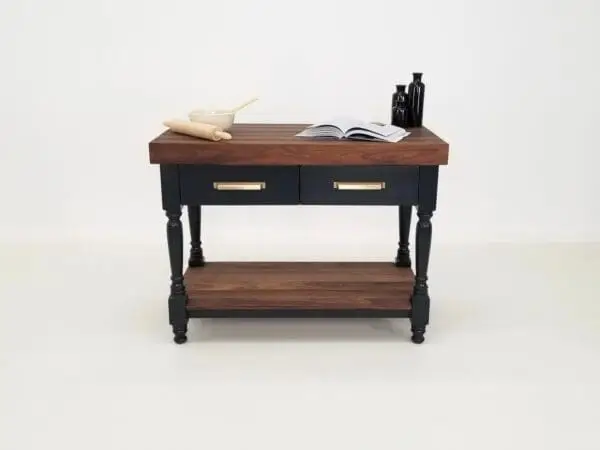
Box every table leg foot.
[411,327,426,344]
[188,250,205,267]
[394,253,411,268]
[173,327,188,344]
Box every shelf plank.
[185,262,413,318]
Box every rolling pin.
[163,120,232,141]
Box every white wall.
[0,0,598,250]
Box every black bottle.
[408,72,425,127]
[391,84,401,123]
[391,84,410,127]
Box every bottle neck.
[413,73,423,82]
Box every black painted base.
[188,250,205,267]
[173,329,188,344]
[394,252,411,268]
[410,291,429,344]
[411,328,425,344]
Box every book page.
[296,117,406,140]
[346,122,405,137]
[323,117,364,134]
[346,128,410,143]
[296,125,344,139]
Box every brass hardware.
[333,181,386,191]
[213,181,266,191]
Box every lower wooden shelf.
[185,262,413,318]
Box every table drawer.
[300,166,418,205]
[180,165,299,205]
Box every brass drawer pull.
[333,181,386,191]
[213,182,266,191]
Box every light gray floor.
[1,242,599,449]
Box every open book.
[295,117,410,143]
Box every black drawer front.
[300,166,419,205]
[180,165,299,205]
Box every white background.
[1,0,599,248]
[1,2,600,449]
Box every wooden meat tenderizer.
[163,120,232,141]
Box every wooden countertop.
[149,123,449,166]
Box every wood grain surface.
[185,262,413,312]
[149,124,449,166]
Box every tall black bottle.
[391,84,401,123]
[408,72,425,127]
[391,84,410,127]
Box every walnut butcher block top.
[149,124,449,166]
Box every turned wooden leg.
[411,208,432,343]
[395,205,412,267]
[187,205,205,267]
[161,165,188,344]
[411,166,438,344]
[166,208,188,344]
